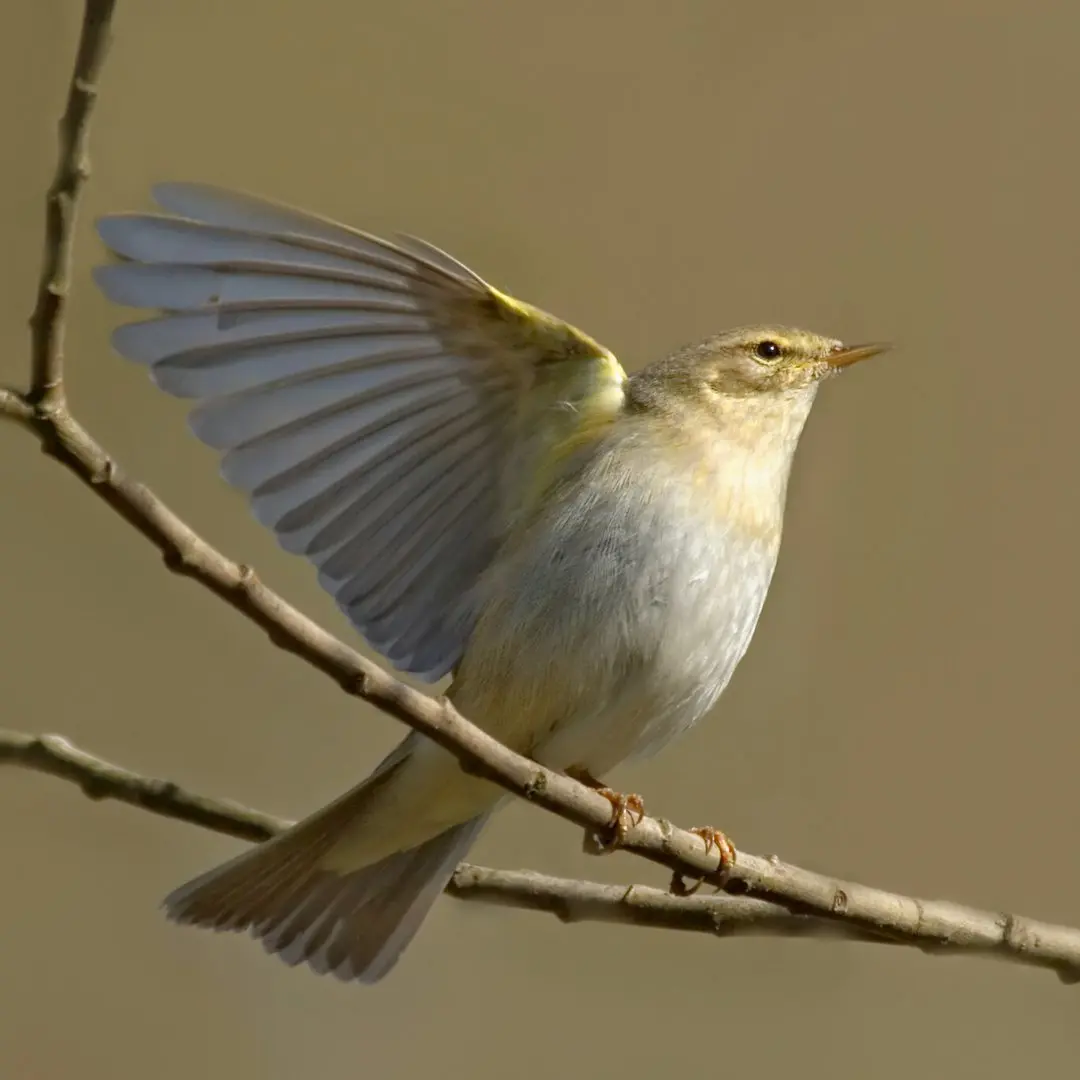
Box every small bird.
[94,183,886,984]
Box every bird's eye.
[755,340,782,361]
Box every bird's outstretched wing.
[95,183,626,680]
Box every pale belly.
[450,443,782,779]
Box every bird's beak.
[826,342,891,370]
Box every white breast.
[452,421,786,777]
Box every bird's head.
[628,326,888,450]
[645,325,887,396]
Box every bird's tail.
[164,760,489,984]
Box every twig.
[0,730,285,843]
[5,728,1079,980]
[4,0,1080,990]
[0,387,34,424]
[447,864,867,941]
[28,0,116,406]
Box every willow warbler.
[94,183,886,984]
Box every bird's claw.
[669,826,736,895]
[566,766,645,851]
[597,787,646,847]
[582,787,645,851]
[692,825,736,869]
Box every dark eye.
[755,340,782,361]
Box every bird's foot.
[669,826,737,896]
[567,766,646,850]
[593,787,646,848]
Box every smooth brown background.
[2,2,1077,1077]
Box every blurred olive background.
[2,2,1078,1077]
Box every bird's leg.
[566,765,645,850]
[669,826,737,895]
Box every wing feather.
[96,182,625,680]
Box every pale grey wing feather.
[256,401,495,548]
[91,262,418,311]
[95,183,523,680]
[393,232,488,286]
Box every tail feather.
[166,814,487,983]
[274,816,487,982]
[164,746,490,983]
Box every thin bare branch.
[28,0,116,406]
[0,730,284,843]
[5,728,1079,980]
[447,864,869,941]
[0,387,34,423]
